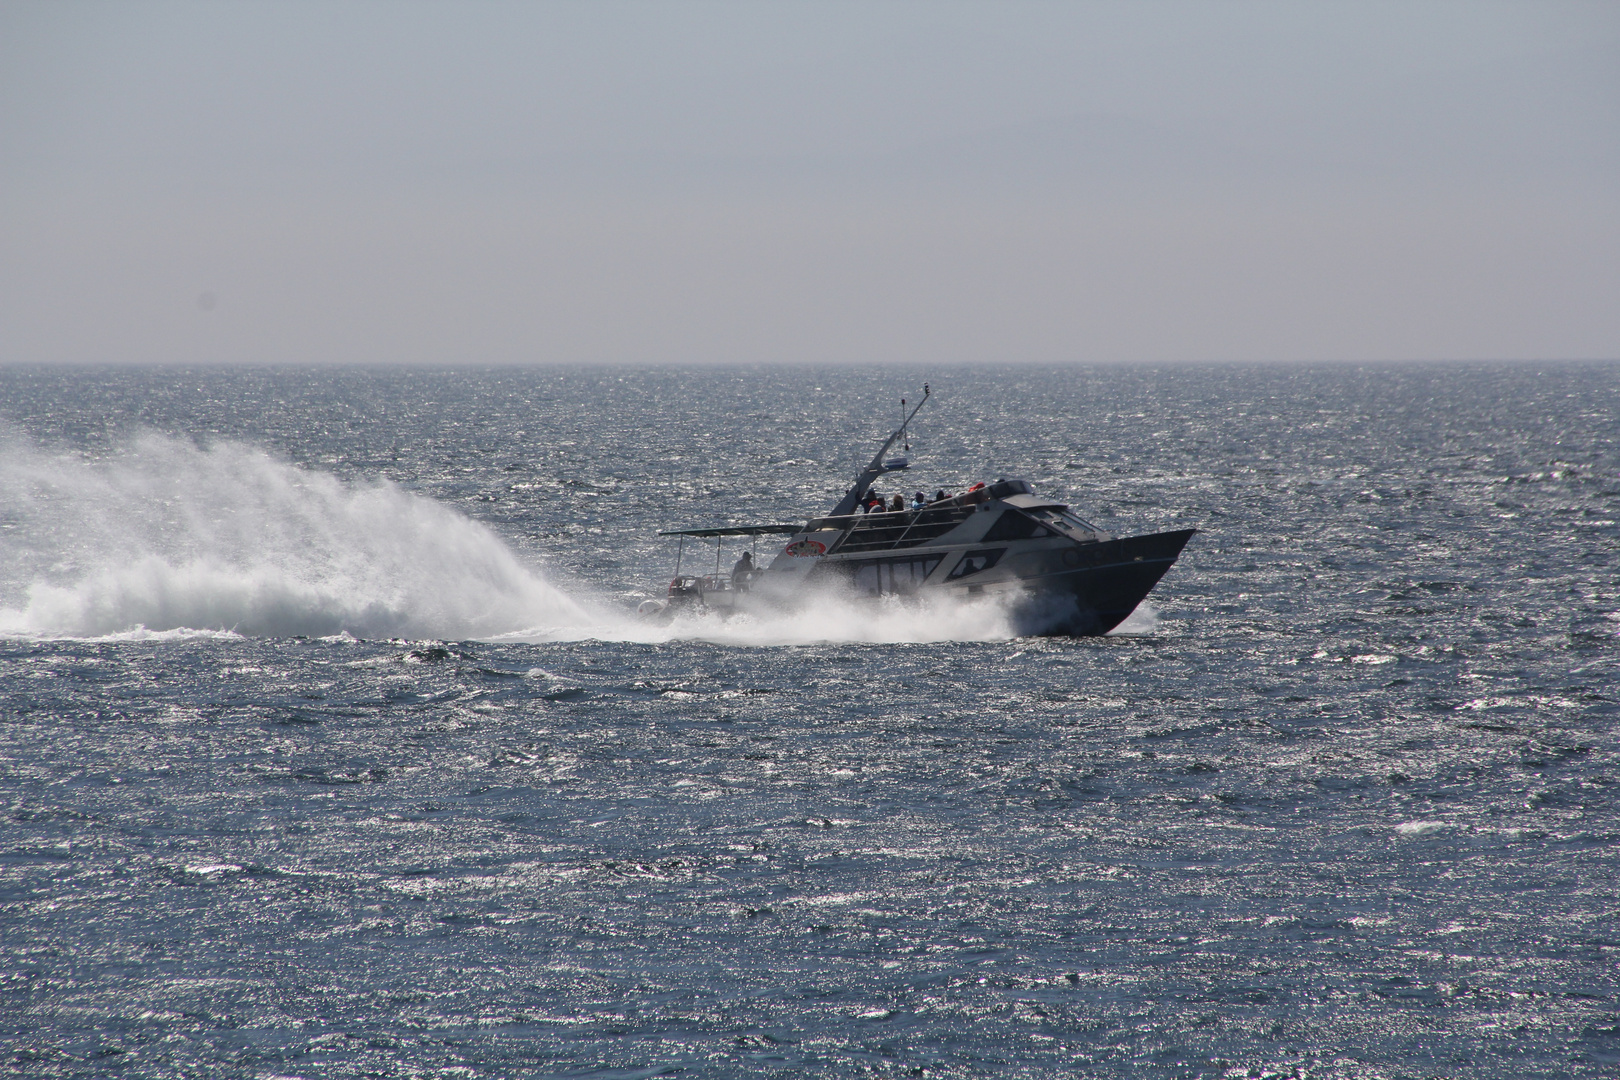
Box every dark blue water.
[2,363,1617,1078]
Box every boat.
[640,387,1196,636]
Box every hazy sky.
[2,1,1616,365]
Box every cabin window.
[981,510,1053,542]
[849,556,944,596]
[946,548,1005,580]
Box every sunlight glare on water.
[0,363,1616,1078]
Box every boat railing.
[806,511,885,530]
[799,484,1023,554]
[809,494,966,527]
[805,503,978,555]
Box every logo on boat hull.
[784,539,826,557]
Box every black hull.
[1006,528,1197,637]
[651,528,1197,638]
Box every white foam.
[1394,820,1448,837]
[0,434,595,641]
[588,589,1026,646]
[1108,601,1160,635]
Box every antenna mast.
[827,384,931,517]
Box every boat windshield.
[1027,505,1107,538]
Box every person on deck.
[890,494,905,511]
[731,551,754,591]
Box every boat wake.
[0,435,1148,645]
[0,434,593,641]
[587,590,1028,646]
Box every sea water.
[0,363,1616,1078]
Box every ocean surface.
[1,362,1616,1079]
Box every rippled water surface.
[1,363,1617,1078]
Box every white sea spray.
[0,434,593,640]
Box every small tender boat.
[640,387,1195,636]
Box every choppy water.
[1,362,1617,1078]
